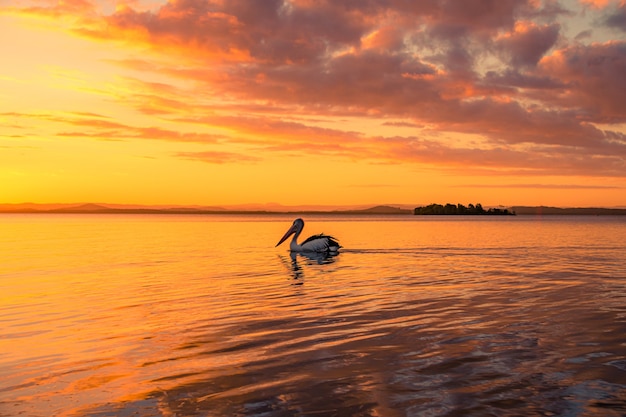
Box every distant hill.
[512,206,626,215]
[337,205,412,214]
[0,203,412,215]
[50,203,111,213]
[0,203,227,213]
[0,202,76,212]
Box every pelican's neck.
[289,229,302,251]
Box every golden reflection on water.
[1,214,625,416]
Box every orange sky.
[1,0,625,207]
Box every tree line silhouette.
[414,203,515,215]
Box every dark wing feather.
[325,235,341,249]
[301,234,341,251]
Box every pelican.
[275,218,341,253]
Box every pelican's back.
[301,234,341,252]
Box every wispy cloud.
[175,150,260,164]
[456,183,624,189]
[2,111,227,143]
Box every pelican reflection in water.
[277,250,339,281]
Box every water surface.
[1,214,625,416]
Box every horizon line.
[2,202,626,213]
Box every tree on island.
[414,203,514,215]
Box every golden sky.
[1,0,625,207]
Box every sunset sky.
[1,0,625,208]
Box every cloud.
[2,111,227,143]
[574,29,593,40]
[4,0,625,179]
[456,183,623,189]
[605,2,626,30]
[0,0,96,18]
[580,0,612,9]
[173,112,626,176]
[482,69,565,89]
[496,22,561,67]
[175,150,260,164]
[57,127,227,143]
[538,41,626,122]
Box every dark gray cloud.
[605,3,626,31]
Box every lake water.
[1,214,625,417]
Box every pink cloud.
[580,0,612,9]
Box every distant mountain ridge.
[511,206,626,215]
[0,202,227,213]
[0,203,412,214]
[337,205,412,214]
[1,203,625,215]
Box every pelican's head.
[275,218,305,247]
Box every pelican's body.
[276,218,341,253]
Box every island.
[414,203,515,216]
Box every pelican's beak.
[276,224,297,247]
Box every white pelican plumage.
[276,218,341,253]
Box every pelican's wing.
[301,234,341,252]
